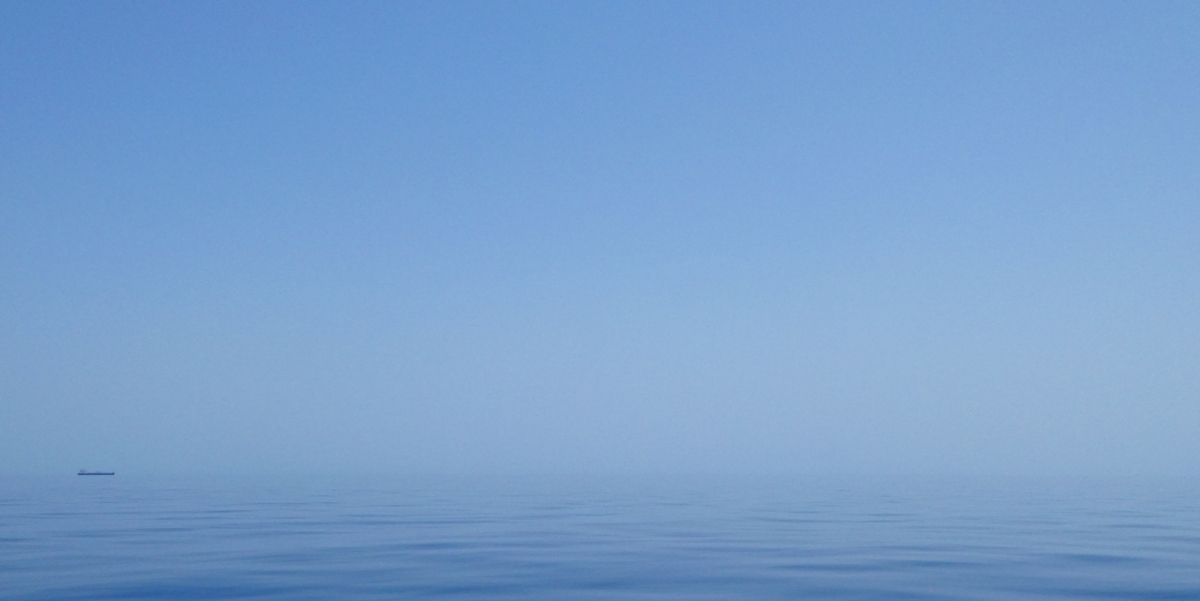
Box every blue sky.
[2,1,1198,475]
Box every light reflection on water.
[3,476,1199,600]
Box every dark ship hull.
[78,471,115,476]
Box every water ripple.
[3,476,1199,600]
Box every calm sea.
[3,475,1198,600]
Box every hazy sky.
[3,1,1197,476]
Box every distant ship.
[78,469,115,476]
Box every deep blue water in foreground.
[3,476,1198,600]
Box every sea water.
[2,475,1198,600]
